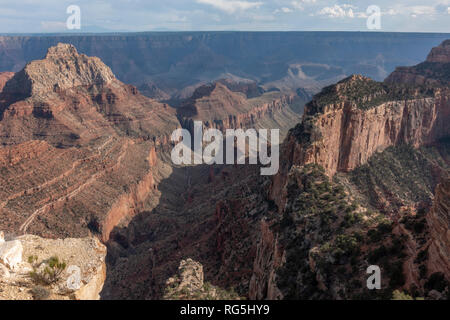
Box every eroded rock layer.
[0,43,179,242]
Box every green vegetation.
[290,116,322,146]
[28,255,67,286]
[414,62,450,84]
[308,76,436,112]
[164,280,241,300]
[350,143,450,211]
[30,286,51,300]
[391,290,423,300]
[276,164,367,299]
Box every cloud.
[40,21,67,31]
[274,7,294,13]
[447,6,450,14]
[290,0,316,11]
[196,0,262,14]
[317,4,355,18]
[409,6,436,16]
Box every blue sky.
[0,0,449,33]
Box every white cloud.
[290,0,316,11]
[409,6,436,15]
[274,7,294,13]
[196,0,262,14]
[40,21,67,31]
[447,7,450,14]
[317,4,356,18]
[386,9,398,16]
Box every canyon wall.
[0,43,179,243]
[179,83,301,135]
[427,177,450,280]
[254,40,450,300]
[287,87,449,178]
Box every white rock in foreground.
[0,240,23,269]
[0,234,107,300]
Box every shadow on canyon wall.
[100,161,267,299]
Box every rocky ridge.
[385,40,450,86]
[178,82,303,138]
[0,43,179,243]
[250,40,450,300]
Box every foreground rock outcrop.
[163,258,241,300]
[0,233,106,300]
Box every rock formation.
[0,43,179,242]
[0,38,448,301]
[0,233,106,300]
[253,40,450,300]
[0,33,447,99]
[427,176,450,280]
[2,43,115,98]
[386,40,450,86]
[163,258,241,300]
[275,74,449,180]
[178,81,302,138]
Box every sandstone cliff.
[2,43,115,98]
[427,176,450,280]
[178,82,302,138]
[278,75,449,179]
[253,40,450,300]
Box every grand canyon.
[0,33,448,301]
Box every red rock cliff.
[427,177,450,280]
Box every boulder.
[0,240,23,269]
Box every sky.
[0,0,449,33]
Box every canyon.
[0,32,448,101]
[0,38,448,300]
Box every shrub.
[29,256,67,285]
[392,290,413,300]
[30,286,51,300]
